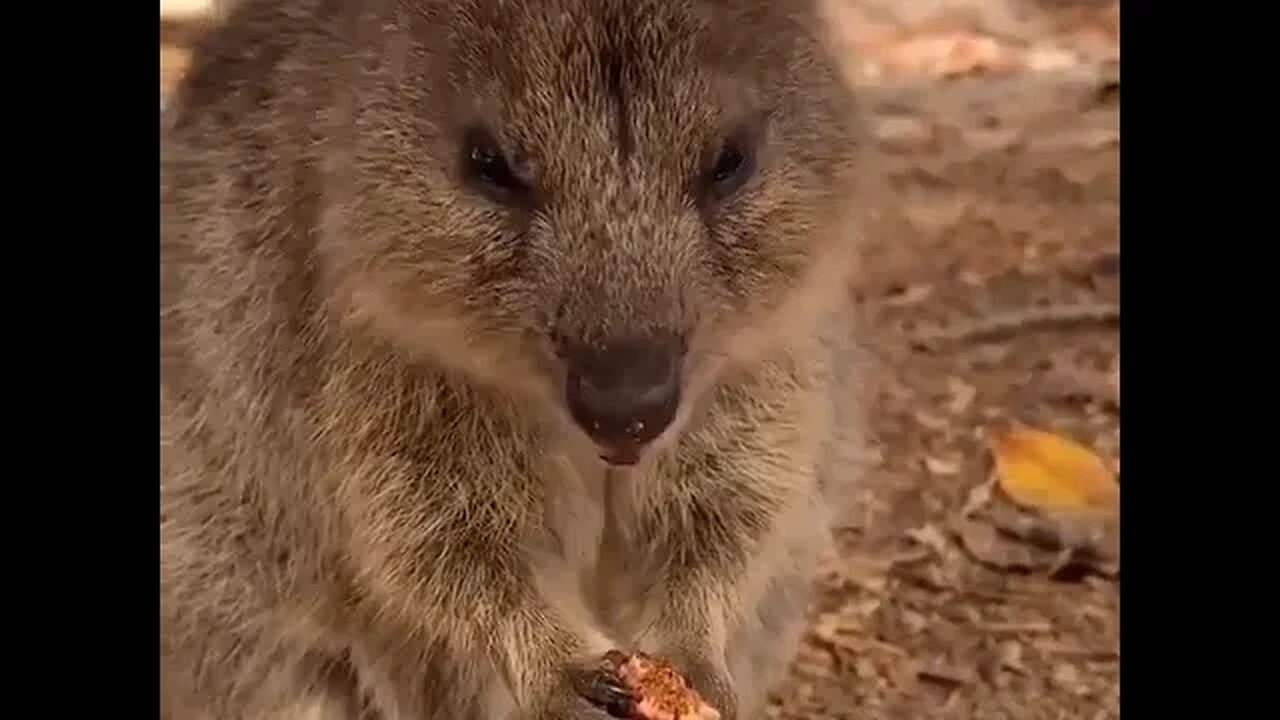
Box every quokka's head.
[319,0,866,464]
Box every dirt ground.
[770,2,1119,718]
[161,1,1120,718]
[772,76,1120,719]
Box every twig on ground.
[909,302,1119,352]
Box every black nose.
[563,335,684,464]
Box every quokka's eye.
[710,144,747,186]
[462,127,531,204]
[701,127,760,205]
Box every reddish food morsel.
[614,652,722,720]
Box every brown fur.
[160,1,871,718]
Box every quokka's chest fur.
[520,381,828,645]
[321,349,828,635]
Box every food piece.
[612,652,721,720]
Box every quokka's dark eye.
[704,139,756,203]
[711,145,745,184]
[462,127,531,203]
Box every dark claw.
[570,658,637,719]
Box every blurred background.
[160,1,1119,717]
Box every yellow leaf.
[989,428,1118,516]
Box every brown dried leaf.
[924,456,962,477]
[905,523,951,557]
[918,658,977,687]
[1025,45,1080,73]
[875,117,938,154]
[854,657,879,680]
[982,502,1114,554]
[946,377,978,415]
[960,476,995,517]
[1051,663,1085,694]
[882,282,937,307]
[901,608,929,635]
[975,502,1119,578]
[997,640,1027,674]
[952,517,1055,571]
[913,410,951,432]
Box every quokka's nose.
[563,335,684,465]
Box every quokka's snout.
[558,331,687,465]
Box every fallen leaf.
[989,428,1119,516]
[913,410,950,432]
[924,456,961,476]
[977,621,1053,636]
[1037,642,1119,662]
[874,117,937,154]
[881,282,936,307]
[1029,129,1120,154]
[981,502,1116,556]
[1025,45,1080,73]
[833,563,888,594]
[964,126,1023,153]
[901,608,928,635]
[905,523,951,557]
[951,517,1055,571]
[976,502,1120,579]
[997,640,1027,673]
[1051,662,1086,694]
[946,377,977,414]
[788,644,833,681]
[918,658,976,686]
[960,476,995,517]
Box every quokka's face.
[322,0,864,464]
